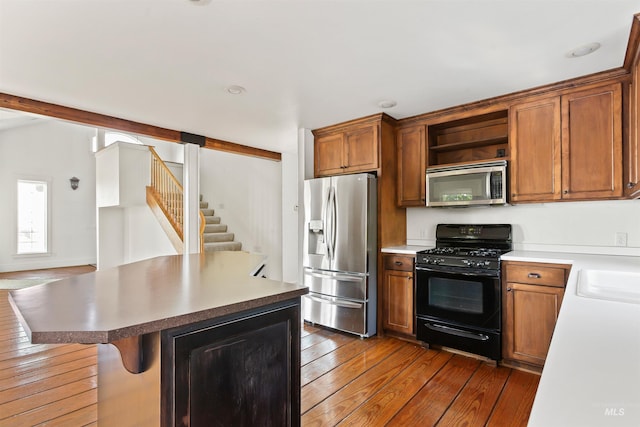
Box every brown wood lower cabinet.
[382,254,415,337]
[502,261,570,370]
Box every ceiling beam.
[0,92,281,162]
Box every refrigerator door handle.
[329,186,337,260]
[323,186,333,261]
[305,271,364,282]
[307,295,363,309]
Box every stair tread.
[204,241,242,252]
[203,232,235,243]
[204,224,227,231]
[204,216,221,224]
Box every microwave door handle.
[486,172,492,200]
[425,172,430,206]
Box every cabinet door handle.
[628,182,637,189]
[528,273,541,279]
[506,287,512,292]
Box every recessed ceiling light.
[378,100,397,109]
[566,42,601,58]
[226,85,246,95]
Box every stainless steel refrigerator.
[302,173,377,337]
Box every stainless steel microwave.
[425,160,507,207]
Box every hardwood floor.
[0,266,98,426]
[0,267,540,426]
[0,265,96,280]
[300,325,539,426]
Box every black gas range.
[415,224,512,360]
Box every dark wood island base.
[9,252,307,426]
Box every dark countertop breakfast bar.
[8,251,308,427]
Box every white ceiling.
[0,1,638,154]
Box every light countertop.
[501,251,640,426]
[381,245,432,255]
[9,252,308,344]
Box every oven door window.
[429,277,483,314]
[416,268,500,330]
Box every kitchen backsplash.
[406,199,640,256]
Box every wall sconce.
[70,177,80,190]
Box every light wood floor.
[300,325,539,426]
[0,266,539,426]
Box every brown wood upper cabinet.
[561,83,623,199]
[396,125,426,206]
[509,97,562,202]
[314,124,378,176]
[510,82,623,202]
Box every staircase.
[147,146,242,253]
[200,196,242,252]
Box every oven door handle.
[415,265,499,278]
[425,322,490,341]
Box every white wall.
[0,120,97,272]
[125,206,177,263]
[139,135,184,164]
[96,142,179,269]
[407,199,640,256]
[281,149,299,284]
[98,206,176,270]
[200,149,283,279]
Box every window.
[17,179,49,254]
[104,131,141,147]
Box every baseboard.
[0,257,97,273]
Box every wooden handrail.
[199,210,206,253]
[148,147,204,252]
